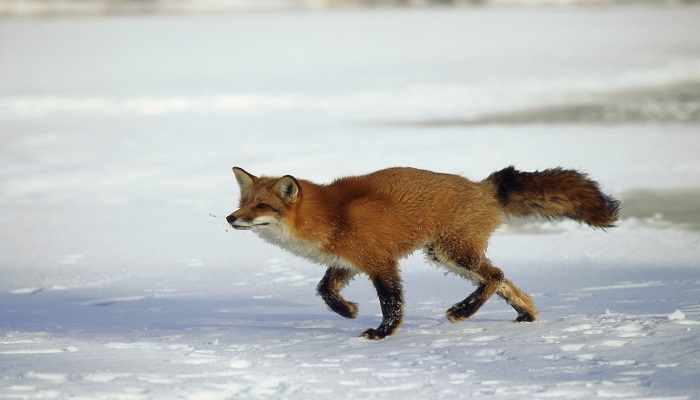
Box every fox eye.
[256,203,270,209]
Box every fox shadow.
[0,291,367,337]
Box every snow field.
[2,5,700,399]
[2,220,699,399]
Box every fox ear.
[232,167,256,190]
[274,175,300,203]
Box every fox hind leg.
[446,260,539,323]
[497,279,538,322]
[445,259,504,322]
[427,243,538,322]
[317,267,358,319]
[425,243,496,321]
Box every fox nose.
[226,214,237,224]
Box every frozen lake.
[1,5,700,399]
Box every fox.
[226,166,619,340]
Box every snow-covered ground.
[1,6,700,399]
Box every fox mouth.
[231,223,269,230]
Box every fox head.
[226,167,300,231]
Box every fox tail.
[486,166,620,228]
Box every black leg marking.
[446,284,489,322]
[446,260,504,323]
[317,267,358,319]
[361,275,404,340]
[515,312,536,322]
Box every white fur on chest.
[255,224,358,271]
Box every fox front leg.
[317,267,358,319]
[362,273,404,340]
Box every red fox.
[227,166,619,339]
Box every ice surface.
[1,5,700,399]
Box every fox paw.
[445,304,478,323]
[515,313,536,322]
[360,328,387,340]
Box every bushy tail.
[486,166,620,228]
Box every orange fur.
[227,166,619,339]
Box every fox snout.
[226,213,248,230]
[226,212,271,230]
[226,214,238,224]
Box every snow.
[2,5,700,399]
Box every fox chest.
[254,227,358,271]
